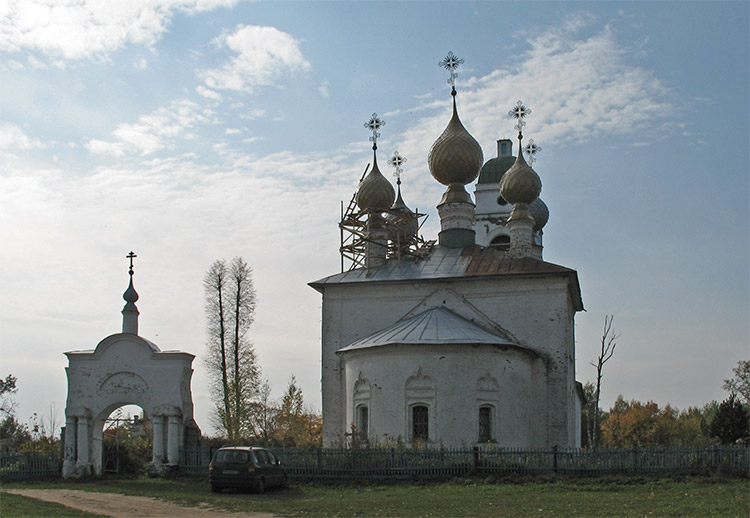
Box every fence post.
[553,445,558,473]
[317,448,322,474]
[472,446,479,473]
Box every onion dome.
[529,197,549,231]
[123,277,139,306]
[356,151,395,211]
[387,182,418,244]
[478,139,515,184]
[428,93,483,186]
[499,136,541,205]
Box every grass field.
[2,476,748,517]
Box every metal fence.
[4,445,747,480]
[180,445,749,479]
[0,452,61,480]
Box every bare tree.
[588,315,620,450]
[204,257,259,441]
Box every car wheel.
[255,477,265,494]
[211,485,222,493]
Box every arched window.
[357,405,369,438]
[478,406,494,443]
[490,234,510,251]
[411,405,429,441]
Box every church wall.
[341,345,535,447]
[319,273,578,447]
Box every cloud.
[318,80,329,98]
[394,15,671,171]
[0,123,44,150]
[0,0,239,62]
[86,99,213,156]
[199,25,310,93]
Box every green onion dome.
[529,197,549,231]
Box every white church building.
[310,62,584,449]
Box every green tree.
[204,257,260,441]
[723,360,750,405]
[709,394,749,445]
[273,376,322,447]
[0,375,31,452]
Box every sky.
[0,1,748,436]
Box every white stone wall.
[341,345,540,447]
[318,273,578,447]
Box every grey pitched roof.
[337,306,533,356]
[310,245,583,311]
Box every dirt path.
[4,489,278,518]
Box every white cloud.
[199,25,310,93]
[196,85,222,101]
[318,80,329,98]
[0,0,239,62]
[86,99,213,156]
[395,15,671,169]
[0,123,44,150]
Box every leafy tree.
[273,376,322,447]
[709,394,750,445]
[723,360,750,405]
[601,397,714,447]
[0,374,18,417]
[204,257,260,441]
[0,375,31,452]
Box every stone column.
[437,183,475,248]
[167,415,180,464]
[62,416,76,477]
[365,215,388,269]
[76,415,89,465]
[152,415,165,464]
[507,203,535,259]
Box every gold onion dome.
[499,137,541,205]
[356,152,395,211]
[427,94,483,186]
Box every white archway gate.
[62,255,199,478]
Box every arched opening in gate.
[95,404,152,476]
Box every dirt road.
[4,489,278,518]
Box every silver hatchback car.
[209,446,287,493]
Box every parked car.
[209,446,287,493]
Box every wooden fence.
[180,445,749,479]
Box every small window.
[490,235,510,251]
[479,406,493,443]
[412,405,429,441]
[357,405,369,437]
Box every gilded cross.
[439,51,464,87]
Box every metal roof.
[337,306,531,354]
[310,244,584,312]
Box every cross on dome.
[524,139,542,165]
[508,100,532,136]
[126,251,137,276]
[364,113,385,149]
[439,51,464,88]
[388,151,407,182]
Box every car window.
[215,450,248,464]
[266,451,278,465]
[255,450,270,465]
